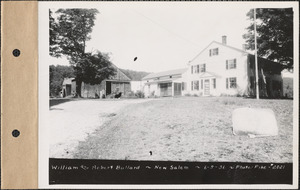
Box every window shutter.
[204,64,206,72]
[209,49,211,56]
[226,78,228,89]
[201,79,203,89]
[234,59,237,68]
[216,48,219,55]
[226,60,228,70]
[191,81,193,91]
[191,66,193,74]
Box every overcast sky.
[44,2,296,73]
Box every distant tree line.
[49,65,74,97]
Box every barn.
[80,66,132,98]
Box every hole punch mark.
[12,129,20,137]
[12,49,21,57]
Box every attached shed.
[142,68,187,97]
[61,78,76,97]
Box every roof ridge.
[189,41,249,64]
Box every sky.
[45,2,296,73]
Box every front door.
[204,79,210,96]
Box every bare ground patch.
[73,97,293,162]
[49,99,152,158]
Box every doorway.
[204,79,210,96]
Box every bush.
[135,90,145,98]
[184,93,191,97]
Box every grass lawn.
[73,97,293,163]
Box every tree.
[243,8,293,70]
[49,10,60,58]
[49,8,99,62]
[49,65,75,97]
[73,52,116,94]
[49,9,116,96]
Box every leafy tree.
[49,9,116,96]
[243,8,293,70]
[73,52,116,94]
[49,10,60,58]
[49,65,75,97]
[49,8,99,62]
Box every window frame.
[200,64,206,73]
[226,77,237,89]
[192,80,199,91]
[210,48,219,56]
[226,59,237,70]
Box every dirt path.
[49,99,152,158]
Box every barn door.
[106,81,111,95]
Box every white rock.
[232,107,278,138]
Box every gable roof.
[110,63,131,81]
[189,41,248,63]
[189,40,284,70]
[143,68,187,80]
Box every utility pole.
[254,8,259,99]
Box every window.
[200,64,206,72]
[209,48,219,56]
[226,59,237,70]
[212,78,216,89]
[193,65,198,74]
[170,76,172,78]
[226,77,237,89]
[192,80,199,91]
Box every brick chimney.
[222,36,227,45]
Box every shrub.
[193,93,199,97]
[135,90,145,98]
[184,93,191,97]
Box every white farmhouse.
[182,36,284,98]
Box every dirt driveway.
[49,99,152,158]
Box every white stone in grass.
[232,107,278,138]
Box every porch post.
[172,82,174,96]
